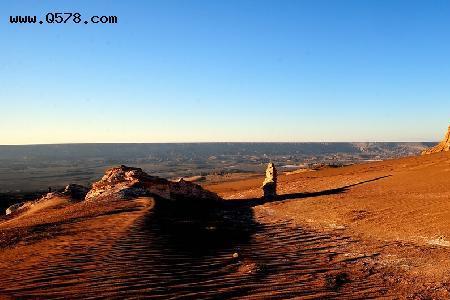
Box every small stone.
[232,252,239,259]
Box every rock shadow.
[145,197,259,256]
[223,175,392,208]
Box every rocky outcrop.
[4,191,78,216]
[62,184,89,200]
[4,192,61,215]
[85,165,221,204]
[6,202,26,215]
[5,200,34,215]
[40,192,63,200]
[422,125,450,155]
[262,163,277,199]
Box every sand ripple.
[0,207,387,299]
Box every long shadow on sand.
[146,174,392,258]
[223,175,392,208]
[99,175,392,298]
[0,177,391,299]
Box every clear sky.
[0,0,449,144]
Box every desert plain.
[0,145,450,298]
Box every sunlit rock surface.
[262,162,277,199]
[422,125,450,155]
[85,165,221,203]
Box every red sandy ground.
[0,152,450,298]
[206,151,450,298]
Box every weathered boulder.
[262,162,277,199]
[85,165,221,204]
[5,192,69,216]
[6,203,24,215]
[62,184,89,200]
[40,192,63,200]
[422,125,450,155]
[5,201,32,215]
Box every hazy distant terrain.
[0,142,434,193]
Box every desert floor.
[206,151,450,298]
[1,152,450,298]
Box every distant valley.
[0,142,434,193]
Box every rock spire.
[262,162,277,199]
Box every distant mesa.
[85,165,221,204]
[262,162,277,199]
[422,125,450,155]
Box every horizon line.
[0,141,438,146]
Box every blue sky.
[0,0,449,144]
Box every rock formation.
[40,192,63,200]
[262,162,277,199]
[5,202,28,215]
[4,166,221,215]
[85,165,221,204]
[62,184,89,200]
[422,125,450,155]
[5,192,61,215]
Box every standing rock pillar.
[262,162,277,199]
